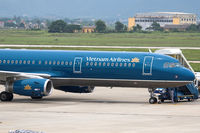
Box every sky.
[0,0,199,18]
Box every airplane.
[0,49,196,103]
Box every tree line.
[48,19,200,33]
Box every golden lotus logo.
[24,85,32,90]
[131,58,140,63]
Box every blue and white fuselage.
[0,49,195,102]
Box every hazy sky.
[0,0,199,18]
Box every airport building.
[128,12,197,30]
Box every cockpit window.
[164,62,181,68]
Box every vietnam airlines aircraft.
[0,49,195,103]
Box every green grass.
[182,50,200,61]
[190,63,200,72]
[1,29,200,47]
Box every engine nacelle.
[56,86,94,93]
[6,79,53,97]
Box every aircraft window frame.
[49,61,52,65]
[61,61,64,65]
[103,62,106,66]
[19,60,22,64]
[120,63,123,67]
[3,60,6,64]
[53,61,56,65]
[23,60,26,64]
[0,60,2,64]
[27,60,31,64]
[107,62,110,67]
[69,61,72,66]
[45,61,48,65]
[111,63,114,67]
[94,62,97,66]
[65,61,68,65]
[132,63,135,68]
[57,61,60,65]
[115,63,118,67]
[32,60,35,65]
[86,62,89,66]
[124,63,127,67]
[99,62,101,66]
[90,62,93,66]
[7,60,10,64]
[11,60,14,64]
[128,63,131,67]
[15,60,18,64]
[38,60,42,65]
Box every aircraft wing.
[0,70,51,83]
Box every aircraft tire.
[0,91,13,101]
[149,97,157,104]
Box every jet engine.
[6,79,53,98]
[56,86,94,93]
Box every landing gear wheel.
[161,99,165,103]
[31,96,43,100]
[0,91,13,101]
[149,97,157,104]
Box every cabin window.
[90,62,93,66]
[103,62,106,66]
[107,62,110,66]
[99,62,101,66]
[53,61,56,65]
[94,62,97,66]
[61,61,64,65]
[32,60,35,64]
[15,60,18,64]
[27,60,31,64]
[48,61,52,65]
[45,61,48,65]
[11,60,14,64]
[0,60,2,64]
[132,63,135,67]
[3,60,6,64]
[7,60,10,64]
[69,61,72,66]
[120,63,123,67]
[65,61,68,65]
[124,63,127,67]
[128,63,131,67]
[111,63,114,67]
[19,60,22,64]
[86,62,89,66]
[23,60,26,64]
[115,63,118,67]
[57,61,60,65]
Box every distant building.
[82,26,96,33]
[0,21,4,28]
[164,24,190,31]
[128,12,197,30]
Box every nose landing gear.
[148,88,158,104]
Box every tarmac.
[1,85,200,133]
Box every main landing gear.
[0,91,13,101]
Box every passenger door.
[143,56,154,75]
[73,57,82,73]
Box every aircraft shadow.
[8,97,148,105]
